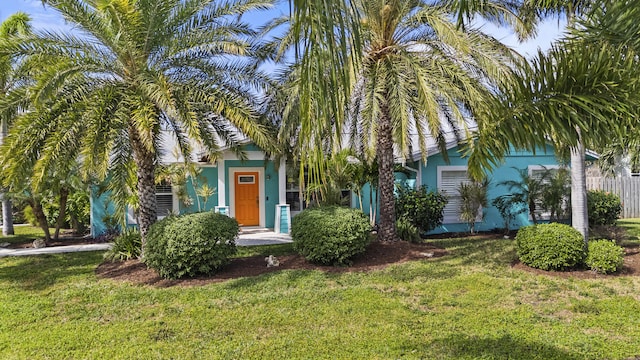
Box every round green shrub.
[587,190,622,226]
[395,185,448,233]
[143,212,238,279]
[104,228,142,261]
[291,206,370,266]
[586,240,624,274]
[515,223,586,271]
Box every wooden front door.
[234,172,260,226]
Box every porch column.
[215,159,229,215]
[275,158,290,233]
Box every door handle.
[256,196,259,206]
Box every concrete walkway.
[0,231,292,258]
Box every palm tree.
[283,0,530,242]
[0,12,31,236]
[0,0,274,245]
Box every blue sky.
[0,0,566,58]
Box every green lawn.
[1,236,640,359]
[0,225,49,245]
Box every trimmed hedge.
[395,185,447,233]
[291,206,370,266]
[587,190,622,226]
[586,240,625,274]
[143,212,238,279]
[515,223,585,271]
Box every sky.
[0,0,567,59]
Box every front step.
[239,227,272,235]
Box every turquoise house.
[90,140,294,236]
[90,133,589,237]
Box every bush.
[396,185,447,233]
[586,240,624,274]
[291,206,370,265]
[588,190,622,226]
[396,217,421,243]
[143,212,238,279]
[515,223,586,271]
[104,228,142,261]
[22,205,39,226]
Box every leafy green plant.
[515,223,586,271]
[491,194,527,233]
[541,168,571,222]
[395,217,421,243]
[143,212,238,279]
[22,205,38,226]
[104,228,142,261]
[458,179,489,234]
[585,240,625,274]
[291,206,370,265]
[395,185,448,233]
[587,190,622,226]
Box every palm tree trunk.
[571,138,588,244]
[53,187,69,241]
[29,199,51,243]
[130,129,157,246]
[376,101,397,242]
[1,119,14,236]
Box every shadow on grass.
[426,237,517,269]
[416,334,582,360]
[0,252,102,291]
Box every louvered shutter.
[156,183,174,218]
[440,169,470,224]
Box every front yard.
[2,230,640,359]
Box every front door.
[234,172,260,226]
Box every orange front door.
[234,172,260,226]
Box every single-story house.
[89,135,594,237]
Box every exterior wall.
[422,145,560,234]
[90,188,117,237]
[179,166,219,213]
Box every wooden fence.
[586,177,640,219]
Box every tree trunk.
[571,138,589,244]
[1,195,14,236]
[1,119,14,236]
[53,187,69,241]
[376,101,397,242]
[29,199,51,243]
[130,128,157,246]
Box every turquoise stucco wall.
[422,144,560,234]
[179,166,218,213]
[224,159,279,228]
[90,187,117,236]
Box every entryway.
[234,172,260,226]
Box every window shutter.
[440,169,470,224]
[156,183,174,217]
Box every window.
[238,175,255,184]
[438,166,471,224]
[156,182,174,218]
[528,165,565,221]
[286,180,305,214]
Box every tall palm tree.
[0,12,31,236]
[0,0,273,244]
[283,0,530,242]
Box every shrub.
[396,185,447,233]
[515,223,586,271]
[587,190,622,226]
[586,240,624,274]
[104,228,142,261]
[458,180,489,234]
[143,212,238,279]
[291,206,370,265]
[396,217,421,243]
[22,205,39,226]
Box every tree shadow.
[409,334,583,360]
[0,252,102,291]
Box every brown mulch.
[95,241,448,287]
[512,246,640,279]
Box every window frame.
[437,165,471,224]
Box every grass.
[0,225,49,245]
[1,235,640,359]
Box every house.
[89,132,592,237]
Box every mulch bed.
[512,246,640,279]
[95,241,448,287]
